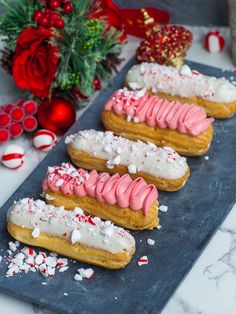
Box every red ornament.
[37,97,76,135]
[204,31,225,53]
[136,25,192,67]
[93,77,101,91]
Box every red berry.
[0,113,11,127]
[49,0,60,9]
[16,99,25,107]
[63,3,73,14]
[54,18,64,29]
[0,128,10,144]
[23,101,38,115]
[93,77,101,91]
[39,16,49,27]
[23,116,38,132]
[50,12,60,21]
[4,103,14,113]
[9,122,23,138]
[33,10,43,22]
[10,107,25,122]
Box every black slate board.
[0,58,236,314]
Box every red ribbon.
[92,0,170,39]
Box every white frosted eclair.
[125,63,236,118]
[7,198,136,269]
[66,130,190,191]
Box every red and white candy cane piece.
[137,256,149,266]
[21,247,36,257]
[204,31,225,53]
[33,129,57,152]
[1,144,25,169]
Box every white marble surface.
[0,28,236,314]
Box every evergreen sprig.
[0,0,124,102]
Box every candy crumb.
[204,156,209,160]
[137,256,149,266]
[159,205,168,212]
[74,274,83,281]
[147,239,155,246]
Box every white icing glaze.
[66,130,188,180]
[126,63,236,103]
[7,199,135,254]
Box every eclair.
[125,63,236,118]
[7,198,136,269]
[42,163,159,230]
[102,88,214,156]
[66,130,190,192]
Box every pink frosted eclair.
[42,163,159,230]
[66,130,190,192]
[7,198,135,269]
[125,63,236,118]
[102,88,214,156]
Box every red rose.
[12,27,59,98]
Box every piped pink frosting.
[104,88,214,136]
[42,163,158,216]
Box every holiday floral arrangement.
[0,0,124,102]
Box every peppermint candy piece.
[77,268,94,279]
[33,129,57,152]
[137,256,149,266]
[205,31,225,53]
[1,144,25,169]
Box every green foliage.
[0,0,124,100]
[0,0,40,48]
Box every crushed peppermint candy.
[64,293,69,296]
[4,242,70,279]
[71,229,81,244]
[128,164,137,174]
[77,268,94,279]
[204,156,209,160]
[133,116,139,123]
[32,227,40,238]
[147,239,155,246]
[55,179,64,187]
[8,241,17,252]
[74,273,83,281]
[159,205,168,212]
[137,256,149,266]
